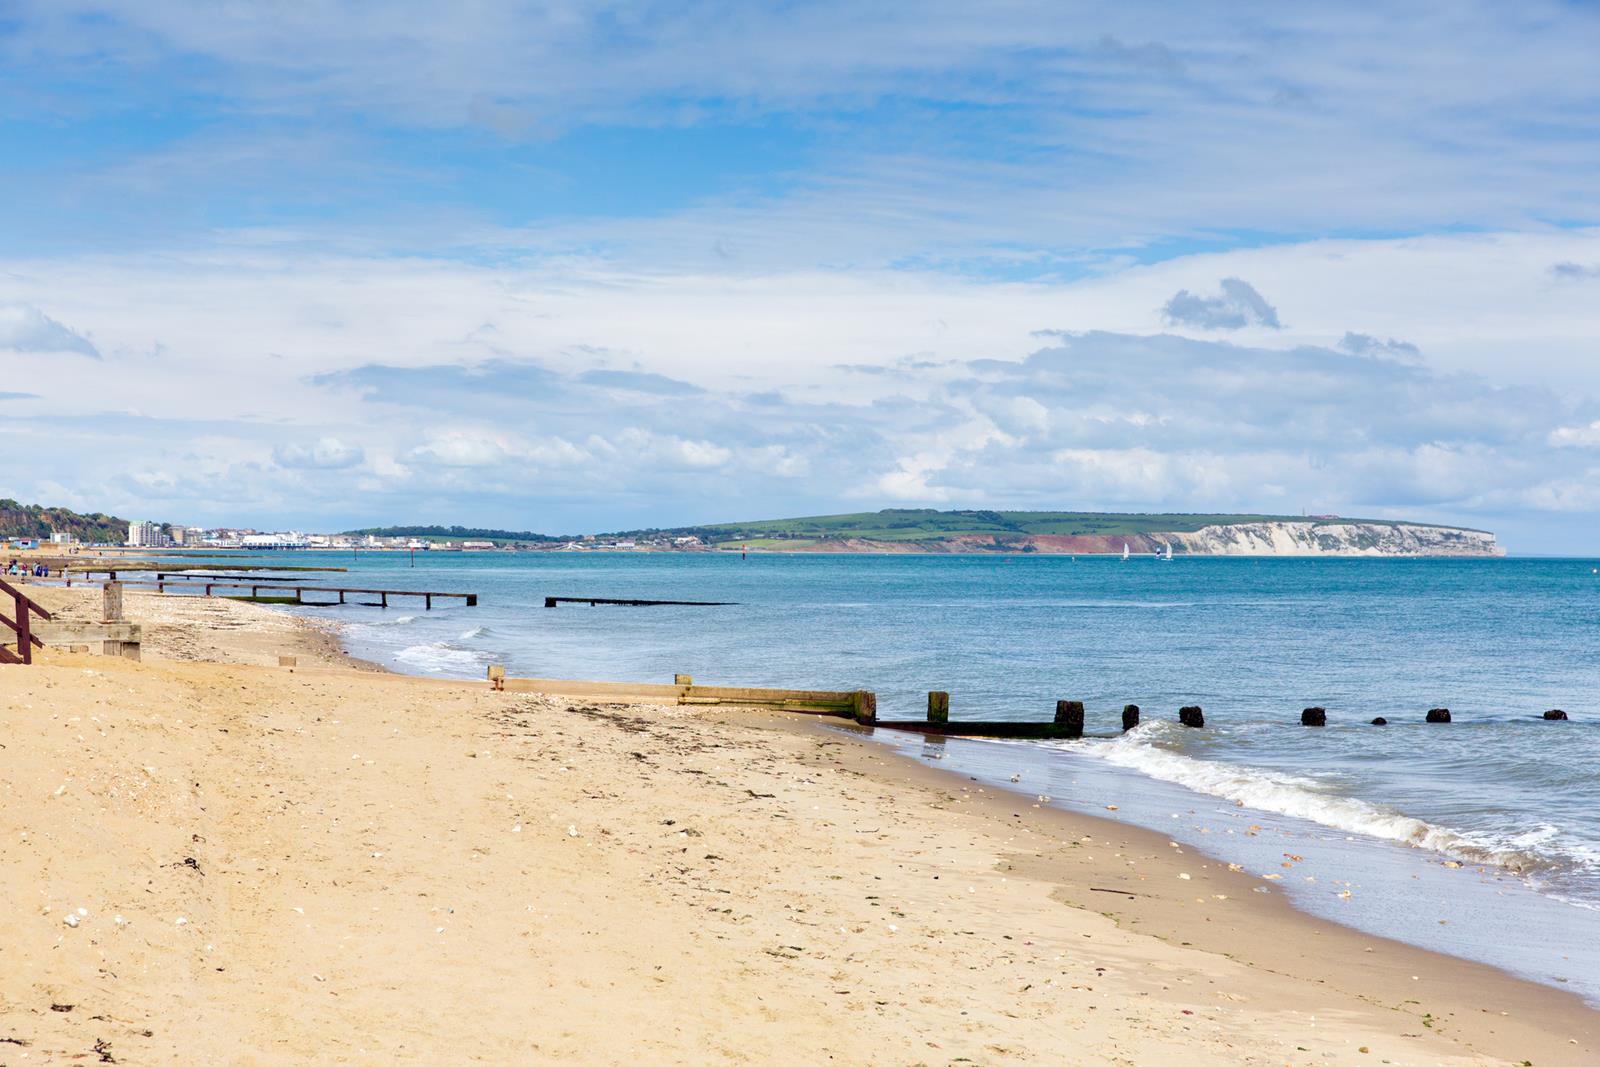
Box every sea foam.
[1081,723,1577,877]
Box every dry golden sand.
[3,592,1598,1064]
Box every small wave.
[458,626,491,640]
[393,641,486,674]
[1083,725,1577,876]
[377,614,418,626]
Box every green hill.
[0,498,130,544]
[613,508,1476,546]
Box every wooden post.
[851,690,877,725]
[1054,699,1084,739]
[1544,709,1569,720]
[466,594,478,607]
[1122,704,1140,731]
[339,590,346,604]
[102,581,123,623]
[294,587,303,604]
[1426,707,1451,723]
[17,590,32,665]
[1370,716,1389,725]
[1301,706,1327,727]
[674,674,693,686]
[380,592,388,608]
[927,691,949,724]
[1178,705,1205,728]
[425,594,433,610]
[488,664,506,691]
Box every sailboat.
[1121,543,1129,561]
[1160,542,1174,562]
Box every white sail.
[1121,543,1129,561]
[1165,542,1173,560]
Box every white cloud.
[1,227,1599,547]
[0,303,99,357]
[1548,421,1600,448]
[274,437,364,469]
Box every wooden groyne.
[59,576,476,610]
[485,669,870,718]
[0,576,52,665]
[544,596,735,608]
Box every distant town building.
[49,531,74,545]
[460,540,496,550]
[169,525,187,546]
[126,520,163,547]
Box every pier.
[59,576,476,610]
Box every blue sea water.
[185,550,1600,999]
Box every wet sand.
[2,591,1596,1064]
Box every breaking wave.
[1080,723,1591,879]
[394,641,488,675]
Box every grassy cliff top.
[616,509,1487,544]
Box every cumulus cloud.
[1548,421,1600,448]
[273,437,364,470]
[1161,278,1283,330]
[0,303,100,357]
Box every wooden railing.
[0,577,53,665]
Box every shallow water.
[187,549,1600,1000]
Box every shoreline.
[6,588,1598,1062]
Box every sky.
[2,2,1600,551]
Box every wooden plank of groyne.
[495,675,862,716]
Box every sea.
[171,550,1600,1001]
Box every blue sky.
[3,2,1600,550]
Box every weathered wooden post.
[1122,704,1140,731]
[487,664,506,691]
[1054,699,1084,739]
[1301,706,1326,727]
[1543,709,1568,720]
[927,691,949,724]
[674,673,693,686]
[1179,705,1205,728]
[851,690,877,725]
[102,581,123,623]
[1370,716,1389,725]
[1426,707,1451,723]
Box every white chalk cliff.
[1167,521,1502,557]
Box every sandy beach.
[3,589,1598,1064]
